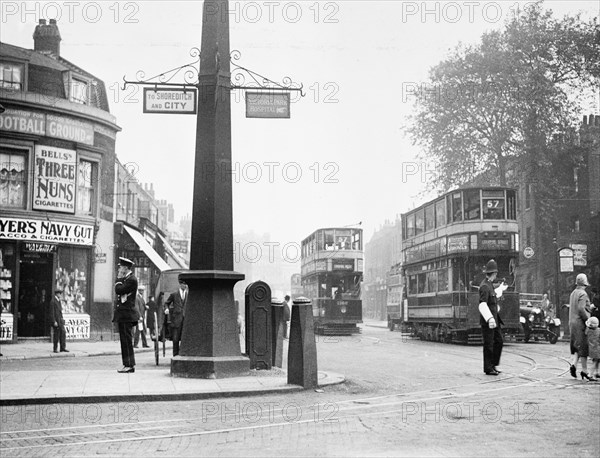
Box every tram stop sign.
[523,247,534,259]
[558,247,574,272]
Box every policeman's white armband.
[479,302,493,322]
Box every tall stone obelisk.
[171,0,249,378]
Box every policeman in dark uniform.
[478,259,504,375]
[113,257,140,373]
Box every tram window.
[415,209,425,235]
[506,189,516,220]
[425,205,435,232]
[417,273,427,294]
[438,269,449,292]
[464,189,481,220]
[352,230,361,250]
[406,214,415,238]
[446,195,452,224]
[409,275,417,295]
[427,271,438,293]
[452,193,462,222]
[482,190,505,219]
[324,230,334,250]
[435,199,445,228]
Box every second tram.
[300,227,363,335]
[400,187,522,344]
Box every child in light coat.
[585,316,600,380]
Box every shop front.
[0,217,94,342]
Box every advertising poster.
[33,145,77,213]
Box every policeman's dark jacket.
[113,273,140,323]
[49,296,64,326]
[479,278,504,327]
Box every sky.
[2,0,598,251]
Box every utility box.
[245,281,272,370]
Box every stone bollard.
[271,296,285,368]
[244,281,272,370]
[287,297,318,389]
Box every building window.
[0,62,23,90]
[77,159,97,215]
[524,184,531,210]
[526,226,531,247]
[571,216,580,232]
[0,149,27,208]
[71,78,89,105]
[573,167,579,194]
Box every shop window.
[70,77,89,105]
[77,159,97,215]
[0,243,16,316]
[463,189,481,220]
[55,247,90,314]
[0,62,23,90]
[0,150,27,208]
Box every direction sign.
[143,88,197,114]
[245,92,290,118]
[523,247,534,259]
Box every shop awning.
[158,233,189,269]
[123,226,171,272]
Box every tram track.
[1,336,585,453]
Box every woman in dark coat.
[569,273,592,380]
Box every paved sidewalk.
[0,339,344,405]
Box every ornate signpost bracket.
[122,49,304,97]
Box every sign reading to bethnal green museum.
[33,145,77,213]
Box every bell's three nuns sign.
[245,92,290,119]
[143,88,197,114]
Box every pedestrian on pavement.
[478,259,503,376]
[589,288,600,321]
[146,294,158,340]
[283,295,291,339]
[133,286,149,349]
[49,288,68,353]
[164,276,187,356]
[113,257,139,373]
[585,316,600,380]
[540,292,554,318]
[569,273,592,380]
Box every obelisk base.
[170,270,249,379]
[171,355,250,379]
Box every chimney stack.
[33,19,61,56]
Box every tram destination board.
[245,92,290,118]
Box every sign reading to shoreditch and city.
[0,108,94,146]
[33,145,77,213]
[0,217,94,246]
[143,88,197,114]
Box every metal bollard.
[244,281,272,370]
[271,296,285,368]
[287,297,318,389]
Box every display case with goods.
[0,244,16,341]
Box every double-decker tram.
[401,187,521,344]
[300,228,363,335]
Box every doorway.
[18,253,53,337]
